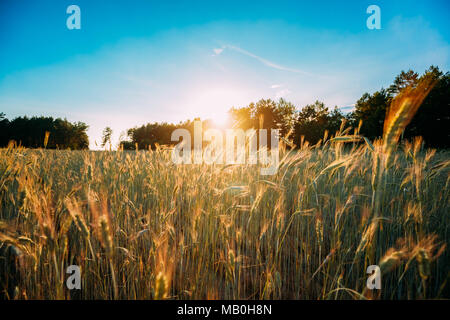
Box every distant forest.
[121,66,449,150]
[1,66,449,150]
[0,114,89,150]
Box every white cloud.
[213,48,224,55]
[226,45,314,76]
[270,84,283,89]
[275,89,291,99]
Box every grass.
[0,135,448,299]
[0,82,449,299]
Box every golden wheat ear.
[382,75,436,161]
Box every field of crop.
[0,81,449,300]
[0,130,449,299]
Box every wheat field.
[1,82,449,300]
[0,132,448,299]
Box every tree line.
[0,114,89,149]
[121,66,449,150]
[1,66,448,150]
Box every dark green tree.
[0,115,89,149]
[350,66,449,147]
[229,98,297,136]
[388,69,419,95]
[293,101,344,145]
[350,89,391,140]
[403,66,450,148]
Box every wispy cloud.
[225,45,313,76]
[270,83,290,99]
[275,89,291,99]
[212,48,224,56]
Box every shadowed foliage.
[0,114,89,150]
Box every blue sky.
[0,0,449,148]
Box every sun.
[210,112,230,128]
[188,85,237,128]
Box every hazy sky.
[1,0,449,148]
